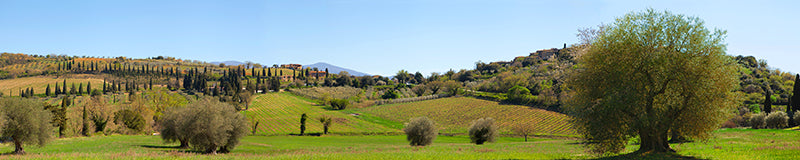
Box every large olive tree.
[567,9,739,154]
[1,98,54,154]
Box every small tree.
[0,98,54,154]
[300,113,308,135]
[403,117,438,146]
[469,117,498,145]
[765,111,788,129]
[319,116,333,134]
[512,123,535,142]
[507,85,533,105]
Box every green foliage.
[0,98,53,154]
[506,85,534,105]
[468,117,498,145]
[567,9,738,154]
[330,98,349,110]
[403,117,437,146]
[765,111,788,129]
[113,109,146,133]
[381,89,400,99]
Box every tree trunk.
[13,139,25,155]
[324,126,329,135]
[668,130,688,143]
[524,134,528,142]
[179,139,189,149]
[637,129,674,153]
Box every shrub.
[468,117,498,145]
[113,109,146,133]
[381,89,400,99]
[750,112,767,129]
[507,85,534,105]
[330,98,349,110]
[0,98,53,154]
[403,117,438,146]
[765,111,788,129]
[794,111,800,126]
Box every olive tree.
[159,107,191,148]
[403,117,437,146]
[468,118,498,145]
[567,9,738,154]
[0,98,54,154]
[159,97,249,154]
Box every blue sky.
[1,0,798,76]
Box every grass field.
[0,75,106,96]
[357,97,576,136]
[242,92,398,135]
[0,129,796,159]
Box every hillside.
[304,62,371,76]
[243,92,398,135]
[356,97,575,136]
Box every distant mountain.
[304,62,371,77]
[209,61,244,66]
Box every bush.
[765,111,788,129]
[0,98,53,154]
[750,112,767,129]
[330,98,349,110]
[159,97,249,154]
[381,89,400,99]
[113,109,146,133]
[403,117,438,146]
[468,117,498,145]
[507,85,534,105]
[794,111,800,126]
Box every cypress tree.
[78,83,84,95]
[300,113,308,135]
[764,83,773,113]
[63,79,67,94]
[790,74,800,126]
[86,82,91,95]
[70,83,76,95]
[55,83,60,95]
[46,84,52,97]
[82,100,89,136]
[149,78,153,90]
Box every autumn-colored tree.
[567,9,738,154]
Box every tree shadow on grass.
[593,152,707,160]
[138,145,204,154]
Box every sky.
[1,0,798,76]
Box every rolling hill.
[356,97,576,136]
[242,92,398,135]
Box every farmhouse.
[531,48,560,61]
[280,64,302,70]
[309,70,327,78]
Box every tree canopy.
[567,9,739,154]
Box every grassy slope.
[357,97,576,136]
[0,129,797,159]
[0,75,106,96]
[242,92,398,135]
